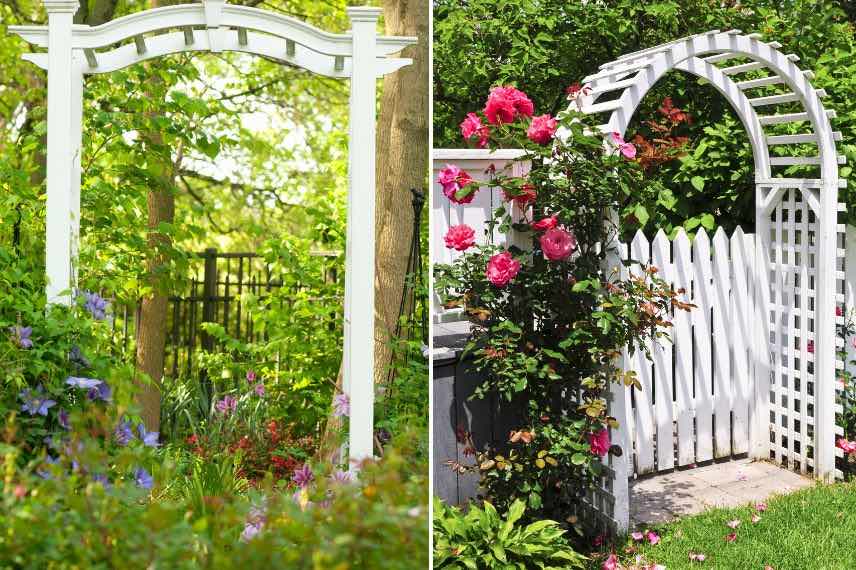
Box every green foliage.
[433,498,586,569]
[434,0,856,232]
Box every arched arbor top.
[10,0,416,78]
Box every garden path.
[630,458,814,527]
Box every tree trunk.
[373,0,429,387]
[134,0,177,431]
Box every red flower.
[588,428,611,457]
[531,215,558,232]
[527,114,558,145]
[460,112,490,148]
[658,97,690,123]
[444,224,476,251]
[437,164,476,204]
[484,86,534,125]
[486,251,521,287]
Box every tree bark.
[134,0,177,431]
[373,0,429,387]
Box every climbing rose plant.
[434,86,693,523]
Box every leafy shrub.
[433,498,585,569]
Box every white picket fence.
[432,150,848,532]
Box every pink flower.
[527,114,558,145]
[807,340,815,353]
[437,164,476,204]
[689,552,706,562]
[646,531,660,545]
[631,531,644,541]
[588,428,611,457]
[751,514,762,523]
[837,438,856,454]
[602,554,619,570]
[836,306,843,317]
[726,519,740,529]
[254,383,265,397]
[333,393,350,418]
[444,224,476,251]
[216,395,237,415]
[246,370,256,383]
[540,228,577,261]
[566,82,591,99]
[611,132,637,159]
[755,502,767,512]
[486,252,521,287]
[725,532,737,543]
[592,533,606,547]
[484,86,534,125]
[531,215,558,232]
[460,112,490,147]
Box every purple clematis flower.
[240,505,267,541]
[10,326,33,349]
[137,424,159,448]
[134,467,153,490]
[66,376,103,389]
[87,381,112,402]
[68,345,90,369]
[332,393,350,418]
[82,291,109,320]
[19,386,56,416]
[215,395,237,415]
[292,463,314,489]
[114,420,134,446]
[58,409,70,430]
[329,469,355,485]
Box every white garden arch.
[573,30,845,530]
[9,0,417,466]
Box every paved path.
[630,458,814,527]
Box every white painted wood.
[651,230,675,471]
[345,6,379,465]
[796,190,811,474]
[730,228,751,454]
[44,0,78,305]
[693,229,714,463]
[770,155,846,166]
[712,227,732,458]
[673,229,695,466]
[70,65,84,286]
[629,231,655,474]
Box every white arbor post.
[345,6,380,464]
[44,0,79,304]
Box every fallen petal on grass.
[725,532,737,543]
[726,519,741,529]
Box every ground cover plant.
[587,482,856,569]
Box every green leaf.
[690,176,705,191]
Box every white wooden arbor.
[574,30,845,530]
[9,0,417,466]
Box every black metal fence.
[111,249,339,377]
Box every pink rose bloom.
[837,438,856,454]
[602,553,619,570]
[588,428,610,457]
[527,114,558,145]
[807,339,814,354]
[531,215,558,232]
[540,228,577,261]
[437,164,476,204]
[611,132,637,159]
[486,251,520,287]
[483,86,534,125]
[444,224,476,251]
[460,112,490,148]
[646,530,660,545]
[836,306,843,317]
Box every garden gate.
[9,0,417,466]
[578,29,845,531]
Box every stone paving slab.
[629,458,814,528]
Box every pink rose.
[836,306,843,317]
[807,340,814,354]
[588,428,610,457]
[837,438,856,454]
[486,251,520,287]
[539,228,577,261]
[444,224,476,251]
[483,86,534,125]
[527,114,557,145]
[531,215,558,232]
[602,553,619,570]
[437,164,476,204]
[611,132,637,159]
[460,112,490,148]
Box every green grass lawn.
[588,482,856,569]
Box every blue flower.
[114,420,134,446]
[9,326,33,349]
[58,409,70,430]
[36,455,60,480]
[133,467,153,490]
[92,473,111,488]
[82,291,109,320]
[137,424,160,448]
[87,381,112,402]
[19,385,56,416]
[68,345,91,369]
[66,376,103,389]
